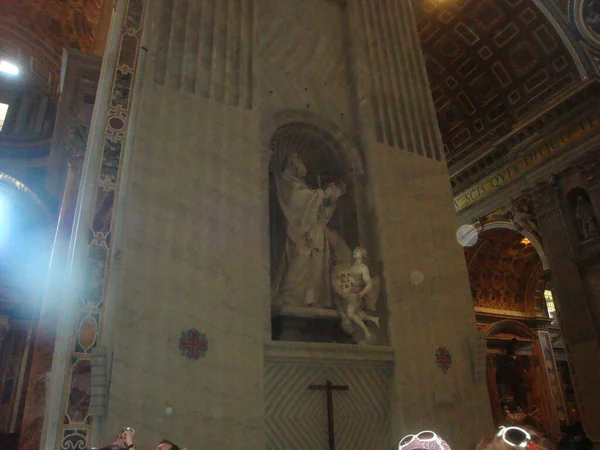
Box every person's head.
[156,439,181,450]
[476,426,550,450]
[285,153,307,177]
[398,431,451,449]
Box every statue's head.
[352,247,368,262]
[285,153,307,177]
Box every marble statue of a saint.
[273,153,348,308]
[509,199,539,236]
[332,247,380,342]
[575,196,599,240]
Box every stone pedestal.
[271,306,356,344]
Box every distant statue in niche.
[508,199,539,236]
[332,247,380,343]
[272,153,349,308]
[575,196,599,241]
[63,121,89,174]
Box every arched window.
[0,102,8,132]
[544,289,556,322]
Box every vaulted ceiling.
[0,0,106,84]
[465,228,544,313]
[1,0,104,54]
[416,0,581,170]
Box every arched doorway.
[464,226,566,442]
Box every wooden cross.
[308,380,349,450]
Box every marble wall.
[66,0,494,448]
[98,1,268,446]
[264,343,392,450]
[348,0,493,445]
[367,147,494,447]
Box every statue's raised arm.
[273,153,345,308]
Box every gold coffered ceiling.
[0,0,104,54]
[417,0,580,169]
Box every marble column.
[346,0,493,447]
[576,151,600,227]
[18,167,81,450]
[529,178,600,443]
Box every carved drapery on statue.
[269,123,380,343]
[272,153,349,308]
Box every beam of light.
[0,197,8,246]
[0,103,8,132]
[0,60,19,75]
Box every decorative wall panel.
[153,0,254,109]
[265,362,391,450]
[57,1,147,448]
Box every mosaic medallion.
[179,329,208,360]
[435,346,452,374]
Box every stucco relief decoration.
[507,197,540,240]
[465,228,544,313]
[435,346,453,374]
[178,329,208,360]
[574,0,600,51]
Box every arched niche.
[461,220,548,269]
[464,225,547,316]
[484,319,538,342]
[268,122,361,285]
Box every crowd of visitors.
[93,427,186,450]
[85,421,593,449]
[397,423,592,450]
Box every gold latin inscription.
[454,111,600,211]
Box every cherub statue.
[332,247,380,343]
[575,196,599,241]
[508,198,539,236]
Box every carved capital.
[527,176,561,217]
